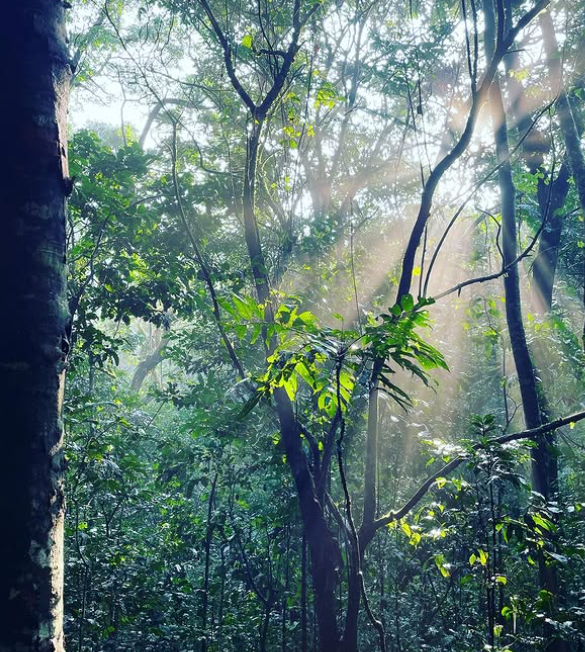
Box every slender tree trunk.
[259,603,271,652]
[484,3,566,651]
[205,3,346,642]
[532,164,571,310]
[343,368,381,652]
[484,0,549,497]
[0,2,71,651]
[343,7,552,648]
[501,3,572,313]
[217,546,225,651]
[502,7,585,313]
[243,123,271,308]
[242,118,343,652]
[342,552,362,652]
[200,474,217,652]
[282,528,289,652]
[301,534,309,652]
[362,376,380,528]
[500,2,585,499]
[540,9,585,345]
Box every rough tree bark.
[0,1,71,651]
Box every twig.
[170,125,246,379]
[371,407,585,533]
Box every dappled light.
[3,1,585,652]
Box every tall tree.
[484,1,566,649]
[540,8,585,343]
[0,1,71,650]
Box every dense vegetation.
[29,0,585,649]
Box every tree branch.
[170,125,246,379]
[433,156,555,300]
[196,0,257,113]
[371,408,585,533]
[395,0,550,305]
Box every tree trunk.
[501,3,573,313]
[131,334,167,393]
[540,9,585,345]
[532,163,571,311]
[484,0,549,499]
[238,77,343,652]
[301,534,309,652]
[484,3,566,651]
[273,391,343,652]
[342,549,362,652]
[343,369,381,652]
[200,474,217,652]
[0,1,71,651]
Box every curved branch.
[433,158,555,301]
[139,98,188,148]
[370,408,585,534]
[196,0,257,113]
[170,126,245,379]
[423,97,555,297]
[395,0,550,305]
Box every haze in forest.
[2,1,585,652]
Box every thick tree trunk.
[0,1,71,651]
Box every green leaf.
[401,293,414,312]
[390,304,402,317]
[233,294,255,320]
[237,391,262,420]
[531,514,553,532]
[434,554,451,578]
[283,374,298,401]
